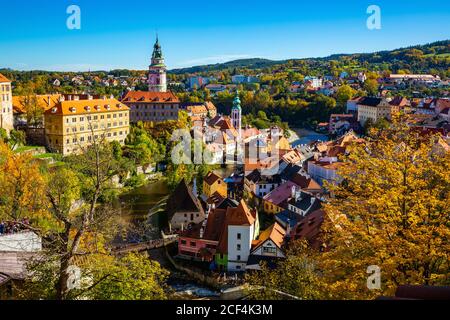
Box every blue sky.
[0,0,449,71]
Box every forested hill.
[169,40,450,75]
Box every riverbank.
[289,128,329,147]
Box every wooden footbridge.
[112,234,178,255]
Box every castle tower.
[148,36,167,92]
[231,92,242,139]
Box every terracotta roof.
[180,208,227,242]
[206,192,225,206]
[0,73,11,83]
[13,94,61,114]
[292,209,325,249]
[252,222,286,251]
[44,98,129,116]
[217,200,257,254]
[204,171,222,186]
[290,173,321,191]
[204,101,216,111]
[121,91,179,103]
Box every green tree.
[335,84,356,107]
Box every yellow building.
[0,74,14,133]
[357,97,399,126]
[44,96,130,156]
[203,172,228,199]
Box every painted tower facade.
[148,37,167,92]
[231,92,242,139]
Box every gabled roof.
[217,200,257,254]
[204,172,222,186]
[280,164,303,181]
[252,222,286,251]
[121,91,179,103]
[263,181,297,206]
[13,94,62,114]
[290,173,321,191]
[246,169,262,183]
[0,73,11,83]
[289,192,322,213]
[292,209,325,249]
[166,180,204,221]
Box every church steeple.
[148,35,167,92]
[231,91,242,139]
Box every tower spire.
[148,34,167,92]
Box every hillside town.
[1,36,449,301]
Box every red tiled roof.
[121,91,180,103]
[44,98,129,116]
[217,200,257,254]
[292,209,325,249]
[0,73,11,83]
[252,222,286,251]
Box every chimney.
[73,95,79,101]
[88,94,93,100]
[291,185,297,199]
[200,227,204,239]
[68,95,72,101]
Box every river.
[290,128,329,147]
[117,178,221,298]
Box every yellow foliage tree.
[321,118,450,299]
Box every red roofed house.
[263,181,298,214]
[121,91,180,123]
[246,222,287,270]
[177,199,260,272]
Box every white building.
[0,74,14,133]
[0,231,42,252]
[225,201,259,272]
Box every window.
[237,233,241,240]
[263,247,277,254]
[237,255,241,261]
[237,244,241,251]
[236,266,241,270]
[181,240,187,245]
[190,242,196,247]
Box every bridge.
[112,234,178,255]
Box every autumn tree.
[320,117,450,299]
[245,118,450,300]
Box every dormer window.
[105,105,111,110]
[95,105,101,111]
[51,107,58,113]
[117,104,122,109]
[69,107,76,113]
[85,106,91,112]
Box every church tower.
[231,92,242,139]
[148,36,167,92]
